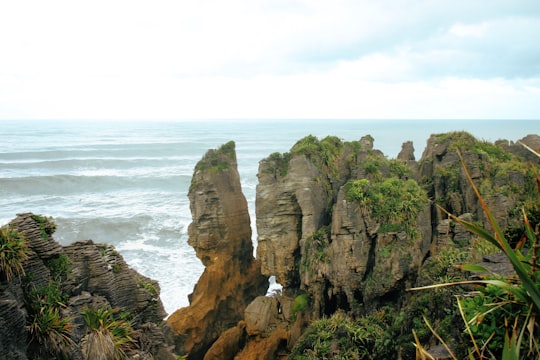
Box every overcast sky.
[1,1,539,120]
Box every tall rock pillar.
[167,141,267,359]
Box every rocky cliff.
[256,134,433,316]
[0,212,176,360]
[166,141,268,359]
[206,131,539,358]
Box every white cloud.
[449,22,490,38]
[0,0,539,120]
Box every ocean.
[1,119,538,315]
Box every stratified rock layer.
[256,133,540,320]
[243,132,539,358]
[167,141,267,359]
[0,213,175,360]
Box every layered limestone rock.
[253,131,538,347]
[256,155,330,289]
[256,134,430,318]
[167,141,267,359]
[0,212,175,360]
[419,132,540,253]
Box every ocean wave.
[54,215,155,245]
[0,164,195,179]
[0,174,192,196]
[0,156,198,168]
[0,142,210,161]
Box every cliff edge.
[217,131,539,358]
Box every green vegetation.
[265,151,292,177]
[112,263,123,273]
[45,253,71,281]
[289,135,345,180]
[138,277,159,298]
[301,227,329,275]
[287,133,539,359]
[346,177,429,237]
[81,307,138,359]
[430,132,535,214]
[290,309,395,359]
[12,216,76,358]
[0,225,28,281]
[361,153,383,180]
[292,293,311,320]
[194,141,235,174]
[389,158,413,179]
[293,241,474,358]
[412,150,540,359]
[25,281,74,359]
[27,306,75,359]
[30,214,56,241]
[25,281,68,310]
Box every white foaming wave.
[73,166,188,178]
[116,234,204,315]
[0,174,191,198]
[0,155,197,166]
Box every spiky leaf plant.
[81,307,138,360]
[0,225,28,281]
[27,306,75,359]
[411,148,540,359]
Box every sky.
[0,0,539,120]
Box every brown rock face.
[167,141,267,359]
[418,132,536,253]
[255,135,430,318]
[172,131,537,359]
[255,131,538,324]
[256,155,329,289]
[397,140,415,161]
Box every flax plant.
[81,307,138,360]
[411,148,540,359]
[0,225,28,281]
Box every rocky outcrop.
[419,132,538,251]
[167,141,267,359]
[0,212,175,360]
[397,140,415,161]
[246,132,539,357]
[256,134,431,317]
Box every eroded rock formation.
[256,134,432,317]
[0,212,175,360]
[247,132,539,358]
[166,141,267,359]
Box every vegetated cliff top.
[250,130,540,358]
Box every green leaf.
[459,263,491,274]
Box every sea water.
[1,119,538,315]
